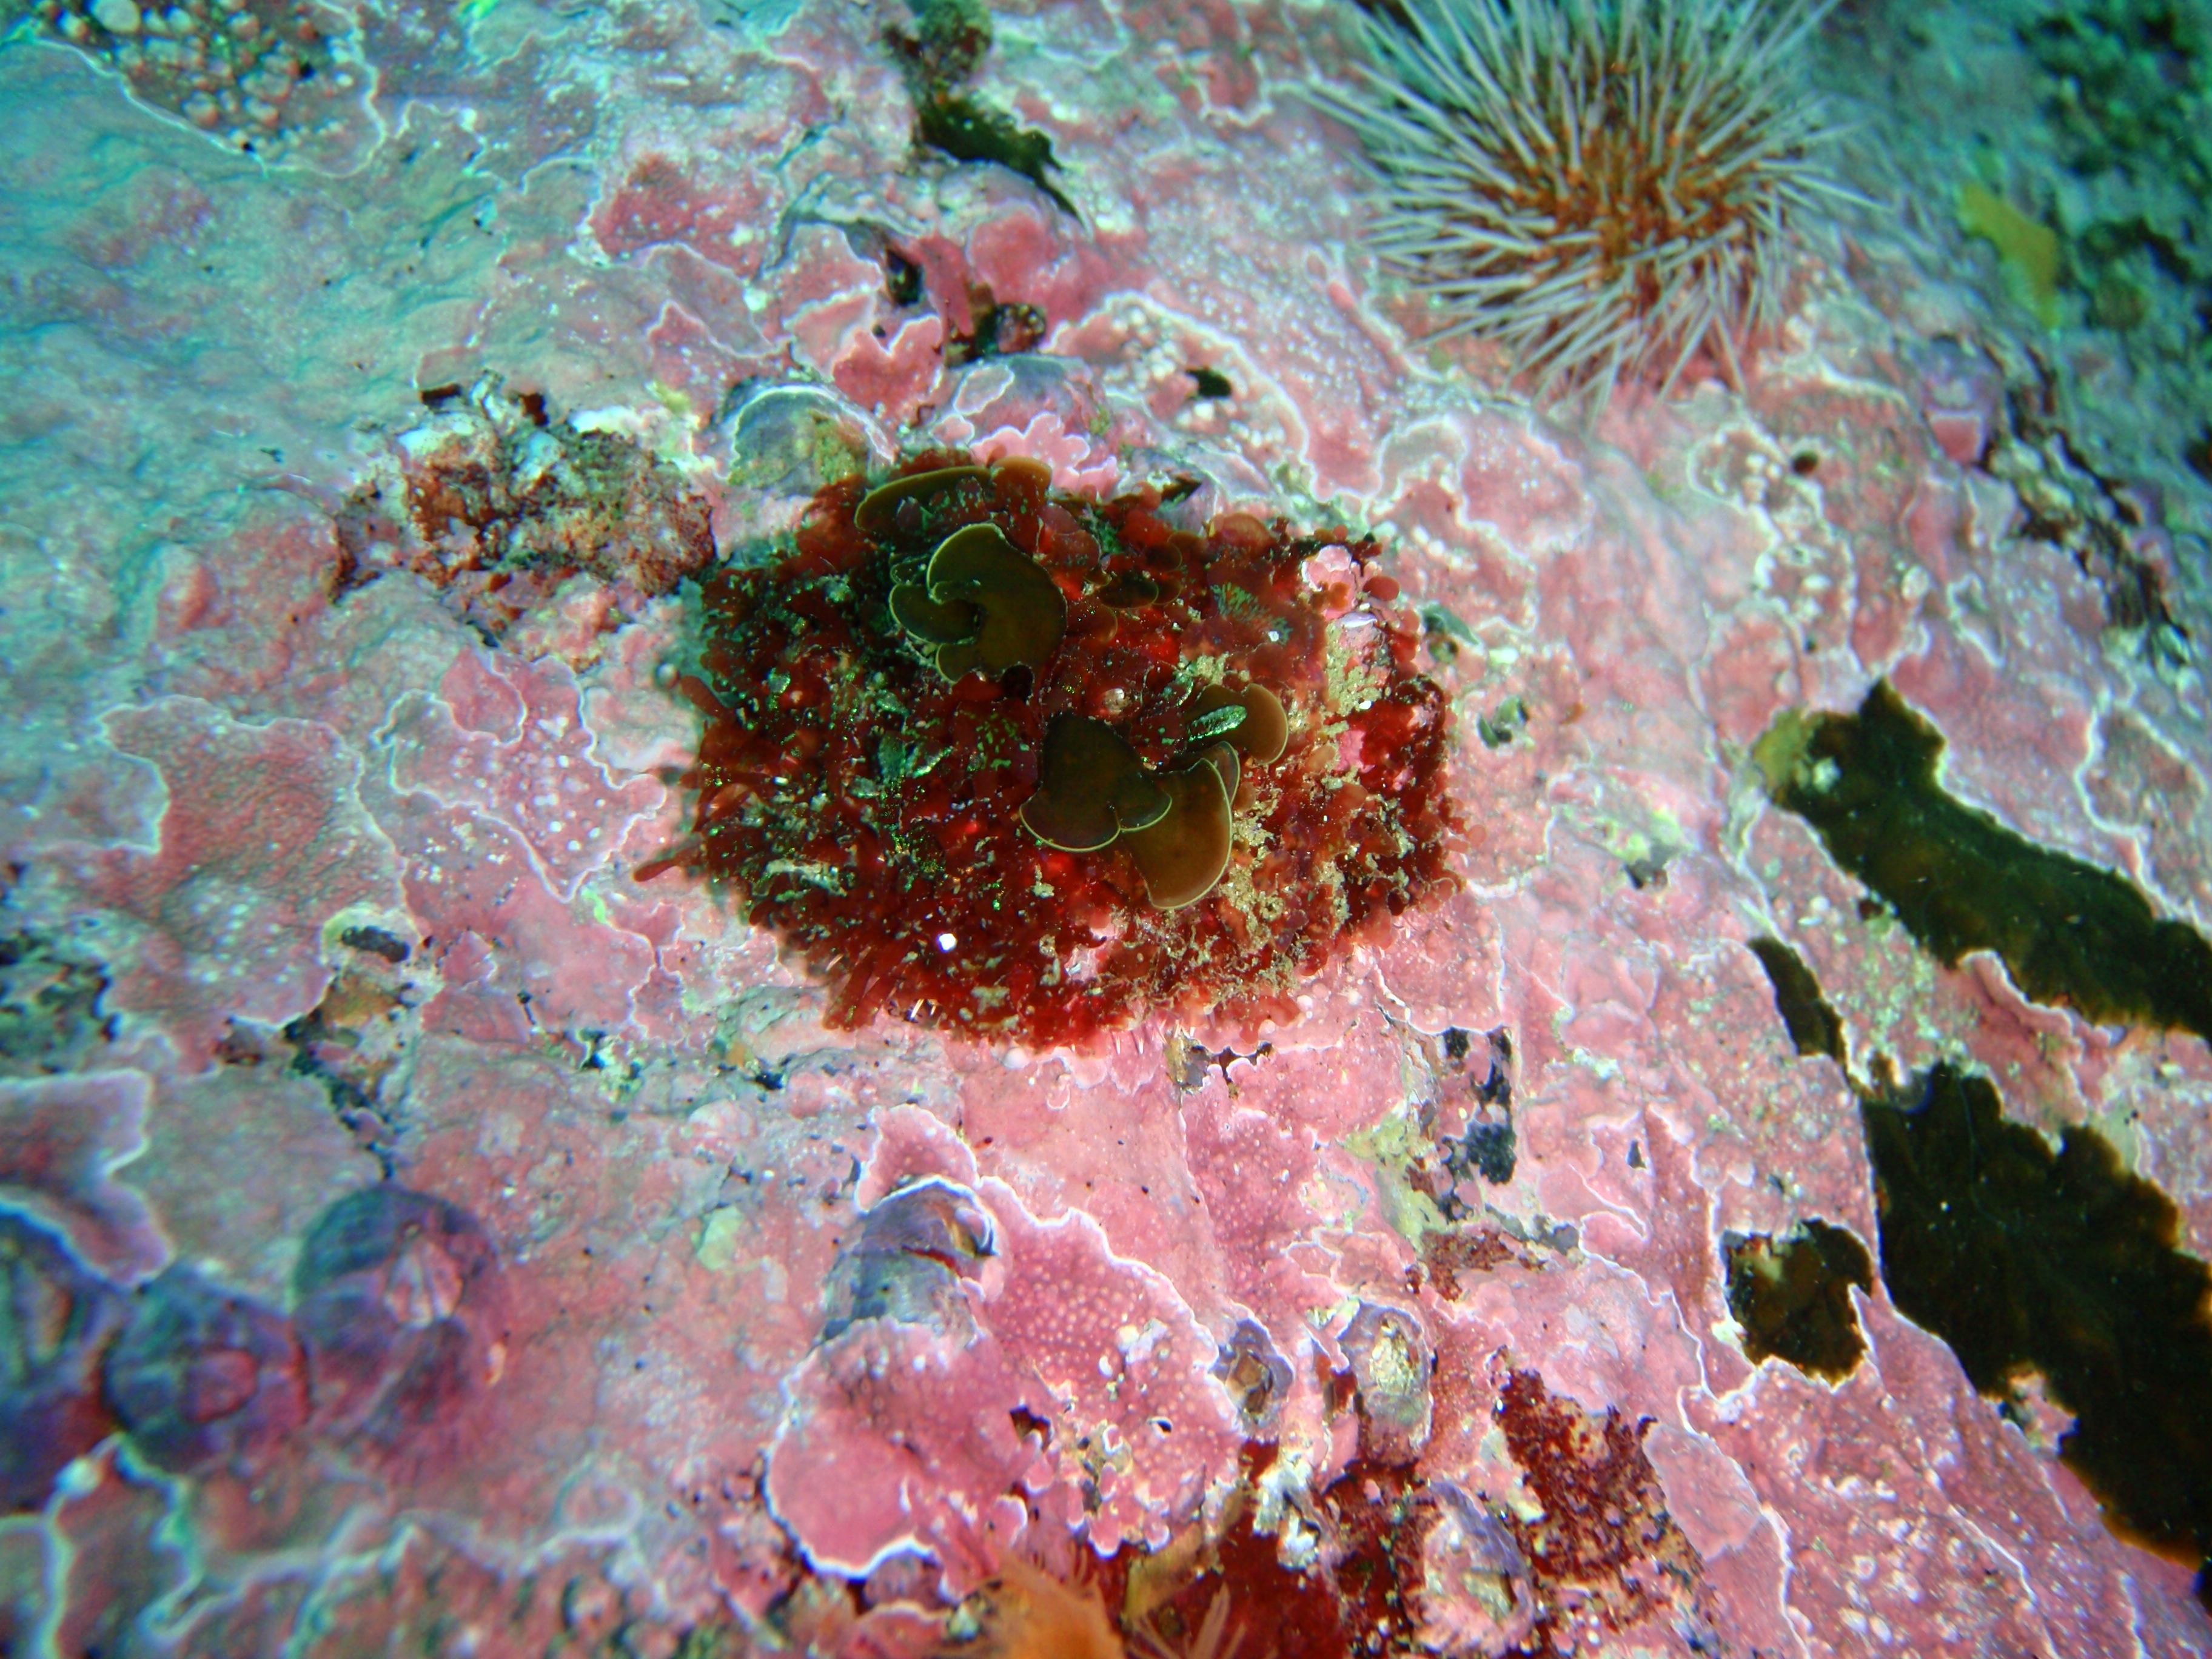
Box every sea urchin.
[1326,0,1849,403]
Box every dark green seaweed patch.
[891,1,1075,215]
[1747,935,1846,1064]
[915,95,1075,215]
[1753,680,2212,1042]
[1723,1220,1874,1381]
[1864,1064,2212,1597]
[1188,365,1235,400]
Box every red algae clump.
[640,451,1458,1044]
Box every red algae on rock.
[640,451,1458,1045]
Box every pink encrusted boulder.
[0,1214,126,1512]
[104,1265,307,1477]
[290,1184,510,1476]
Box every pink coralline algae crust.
[592,150,777,280]
[768,1315,1036,1584]
[67,698,402,1068]
[383,651,665,903]
[1181,1096,1334,1358]
[387,800,657,1044]
[367,649,668,1044]
[0,1069,167,1283]
[1702,1298,2207,1658]
[148,513,350,711]
[7,0,2212,1651]
[769,1157,1243,1586]
[2086,706,2212,916]
[974,1183,1244,1553]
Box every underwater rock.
[290,1185,508,1472]
[106,1264,306,1475]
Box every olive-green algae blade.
[1124,760,1233,910]
[1193,681,1288,765]
[1021,714,1145,853]
[888,581,982,646]
[925,522,1067,679]
[1753,681,2212,1042]
[854,465,987,540]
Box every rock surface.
[0,0,2208,1654]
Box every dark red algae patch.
[640,452,1458,1044]
[1493,1370,1719,1651]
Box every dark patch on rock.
[1440,1026,1516,1187]
[890,0,1075,215]
[1748,934,1846,1064]
[338,925,411,964]
[1864,1063,2212,1600]
[1755,680,2212,1041]
[1188,365,1234,400]
[1724,1219,1873,1380]
[946,286,1050,366]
